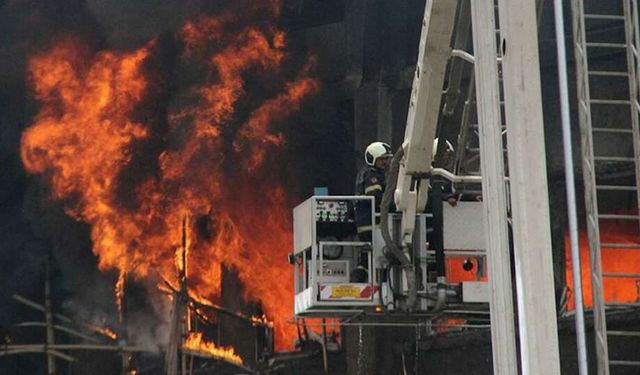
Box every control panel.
[315,200,350,222]
[319,260,349,283]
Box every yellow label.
[330,285,361,298]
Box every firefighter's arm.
[363,176,384,209]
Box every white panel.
[443,201,485,250]
[462,281,490,303]
[294,287,314,315]
[293,197,313,254]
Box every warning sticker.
[319,283,378,301]
[330,285,361,298]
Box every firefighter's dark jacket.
[354,165,387,236]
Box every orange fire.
[566,219,640,310]
[182,332,243,365]
[21,2,317,350]
[434,318,467,333]
[84,323,118,340]
[97,327,118,341]
[251,314,274,328]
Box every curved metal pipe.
[433,277,447,311]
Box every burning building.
[2,0,640,374]
[1,0,328,373]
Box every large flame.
[21,2,318,350]
[566,219,640,310]
[183,332,243,365]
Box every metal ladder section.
[571,0,640,373]
[454,0,545,177]
[453,1,506,178]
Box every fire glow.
[182,332,243,365]
[21,2,318,350]
[566,219,640,310]
[84,323,118,340]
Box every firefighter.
[354,141,393,240]
[352,141,393,282]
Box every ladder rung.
[603,272,640,278]
[601,242,640,248]
[588,70,629,77]
[594,156,636,162]
[605,301,640,307]
[608,330,640,337]
[590,99,631,105]
[610,361,640,367]
[586,42,627,49]
[469,124,507,129]
[468,148,507,152]
[584,14,625,21]
[592,127,633,133]
[596,185,637,191]
[598,213,640,220]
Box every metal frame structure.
[571,0,640,373]
[2,294,150,373]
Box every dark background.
[0,0,634,373]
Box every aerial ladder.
[386,0,561,373]
[381,0,457,311]
[571,0,640,373]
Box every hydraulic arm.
[382,0,457,310]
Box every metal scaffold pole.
[553,0,588,373]
[45,259,57,375]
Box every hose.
[380,146,417,311]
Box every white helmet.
[432,138,454,159]
[365,142,393,166]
